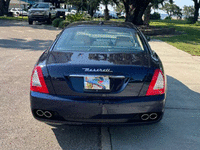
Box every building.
[9,0,29,9]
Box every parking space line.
[2,55,19,68]
[101,127,112,150]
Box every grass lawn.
[150,20,200,56]
[0,16,28,21]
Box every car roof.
[66,21,138,30]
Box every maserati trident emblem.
[82,68,113,73]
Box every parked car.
[109,13,118,19]
[109,11,118,19]
[93,11,101,18]
[10,8,28,16]
[55,8,76,19]
[30,21,166,125]
[70,9,77,14]
[93,11,104,18]
[28,2,56,24]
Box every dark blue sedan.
[30,21,166,125]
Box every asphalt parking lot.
[0,20,200,150]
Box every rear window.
[54,27,145,52]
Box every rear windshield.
[53,27,145,52]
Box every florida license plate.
[84,76,110,90]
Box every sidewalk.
[150,40,200,93]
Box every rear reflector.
[146,69,165,96]
[30,66,49,94]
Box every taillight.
[146,69,165,96]
[30,66,49,94]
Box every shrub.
[66,13,84,23]
[194,21,200,26]
[164,16,172,20]
[186,17,195,24]
[58,20,70,28]
[52,18,64,27]
[66,13,92,23]
[150,12,161,20]
[83,13,92,21]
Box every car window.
[54,27,145,52]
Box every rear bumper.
[30,91,166,125]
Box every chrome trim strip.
[109,76,125,78]
[69,75,84,77]
[69,75,125,78]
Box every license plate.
[84,76,110,90]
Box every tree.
[116,0,172,25]
[143,0,164,25]
[115,2,125,14]
[65,0,100,17]
[101,0,118,20]
[65,0,88,12]
[102,0,110,20]
[88,0,101,17]
[120,0,151,25]
[173,5,182,19]
[192,0,200,23]
[0,0,11,16]
[161,2,182,19]
[183,5,194,19]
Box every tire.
[47,14,51,24]
[63,15,66,20]
[28,19,33,25]
[56,12,60,18]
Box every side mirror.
[151,50,159,61]
[145,36,150,42]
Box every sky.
[174,0,194,8]
[155,0,195,14]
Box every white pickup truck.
[28,2,56,24]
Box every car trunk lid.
[47,51,150,98]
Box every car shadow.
[109,75,200,150]
[0,38,53,51]
[0,20,61,31]
[165,75,200,109]
[51,125,101,150]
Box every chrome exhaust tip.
[44,111,52,118]
[150,113,158,120]
[141,114,150,121]
[36,110,44,117]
